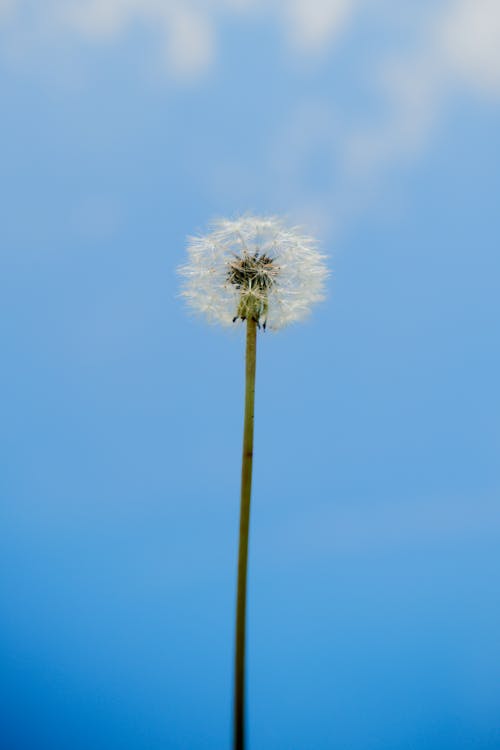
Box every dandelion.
[179,216,328,750]
[179,216,327,330]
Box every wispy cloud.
[278,0,361,55]
[2,1,499,232]
[263,0,500,234]
[0,0,14,12]
[443,0,500,94]
[4,1,496,88]
[61,1,218,78]
[0,0,361,79]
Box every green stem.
[234,318,257,750]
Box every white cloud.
[61,0,217,77]
[63,0,135,39]
[1,1,499,233]
[158,5,216,78]
[360,0,500,160]
[1,0,361,80]
[263,0,500,235]
[2,1,499,92]
[442,0,500,95]
[353,0,500,180]
[279,0,360,54]
[0,0,16,20]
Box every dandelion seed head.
[179,216,328,330]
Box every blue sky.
[1,1,499,748]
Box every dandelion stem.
[234,317,257,750]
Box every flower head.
[179,216,328,330]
